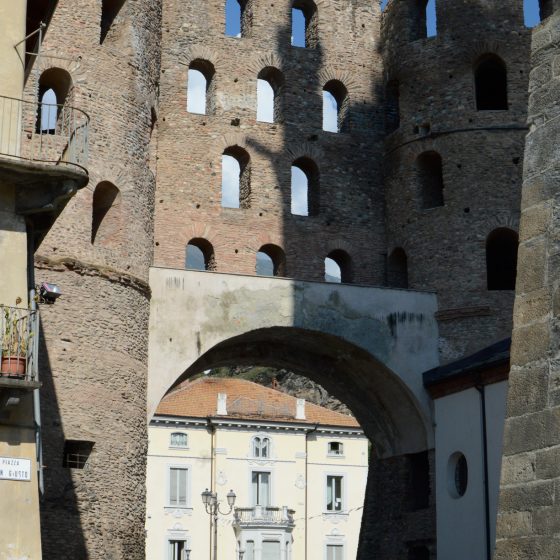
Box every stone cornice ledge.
[35,255,151,297]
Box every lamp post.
[201,488,236,560]
[238,547,245,560]
[184,549,191,560]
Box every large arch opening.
[149,326,433,559]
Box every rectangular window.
[169,467,188,507]
[168,540,185,560]
[170,432,188,448]
[245,541,255,560]
[328,442,343,456]
[327,544,344,560]
[252,471,270,507]
[262,541,281,560]
[326,475,343,511]
[63,440,94,469]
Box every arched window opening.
[325,250,352,284]
[36,68,72,134]
[91,182,121,246]
[475,55,508,111]
[323,80,349,133]
[225,0,251,38]
[222,146,251,209]
[291,0,318,48]
[257,67,284,123]
[185,238,216,271]
[101,0,126,44]
[256,244,286,277]
[385,80,400,134]
[187,59,215,115]
[425,0,437,37]
[417,151,444,209]
[291,157,319,216]
[486,228,518,290]
[252,436,271,458]
[387,248,408,289]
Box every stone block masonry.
[496,8,560,559]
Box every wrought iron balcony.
[0,95,89,248]
[233,506,296,528]
[0,305,39,386]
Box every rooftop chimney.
[217,393,227,416]
[296,399,306,420]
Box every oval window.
[447,452,468,498]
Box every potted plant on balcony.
[0,308,29,378]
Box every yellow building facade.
[146,378,368,560]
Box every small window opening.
[385,80,400,133]
[100,0,126,44]
[291,1,318,48]
[328,442,343,456]
[36,68,72,134]
[170,432,188,448]
[187,59,215,115]
[486,228,518,290]
[63,440,94,469]
[425,0,437,37]
[323,80,349,133]
[413,0,436,39]
[417,151,444,209]
[408,451,430,511]
[92,182,121,246]
[387,248,409,289]
[222,146,251,209]
[257,67,284,123]
[256,244,286,277]
[325,250,352,283]
[186,238,216,271]
[525,0,549,27]
[225,0,252,37]
[327,545,344,560]
[291,157,319,216]
[408,545,430,560]
[475,55,508,111]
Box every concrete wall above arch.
[148,267,440,457]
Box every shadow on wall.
[38,322,88,558]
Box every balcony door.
[252,471,270,507]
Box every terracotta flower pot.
[0,356,26,377]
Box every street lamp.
[201,488,236,560]
[238,547,245,560]
[184,549,191,560]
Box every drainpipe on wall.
[27,228,43,495]
[304,424,319,560]
[476,385,492,560]
[207,417,216,559]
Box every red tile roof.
[156,377,360,428]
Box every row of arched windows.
[225,0,318,48]
[386,53,509,133]
[221,148,319,215]
[185,239,352,283]
[188,61,348,132]
[387,228,519,291]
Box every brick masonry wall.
[496,8,560,559]
[382,0,530,363]
[27,0,161,558]
[155,0,386,283]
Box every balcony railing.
[234,506,296,527]
[0,306,39,383]
[0,95,89,171]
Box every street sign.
[0,457,31,481]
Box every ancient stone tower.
[497,2,560,558]
[27,1,160,557]
[381,0,530,363]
